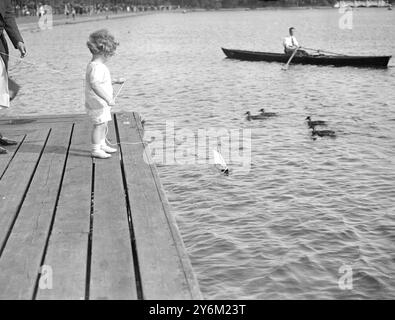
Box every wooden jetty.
[0,112,202,300]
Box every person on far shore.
[85,29,125,159]
[283,27,308,56]
[64,3,70,18]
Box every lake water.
[6,9,395,299]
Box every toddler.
[85,29,124,158]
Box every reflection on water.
[7,9,395,299]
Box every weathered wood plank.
[89,121,138,300]
[0,112,202,300]
[0,129,50,254]
[0,118,76,177]
[132,113,202,299]
[0,124,72,299]
[35,121,92,300]
[116,112,202,299]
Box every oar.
[282,48,299,71]
[301,46,349,56]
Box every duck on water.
[245,111,267,120]
[306,116,327,128]
[259,109,278,117]
[311,127,336,138]
[245,110,277,120]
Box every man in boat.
[283,27,308,56]
[0,0,26,154]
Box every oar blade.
[282,48,298,71]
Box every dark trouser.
[0,32,19,100]
[1,32,11,144]
[284,48,309,57]
[0,32,9,70]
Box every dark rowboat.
[222,48,391,68]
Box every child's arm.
[91,83,115,106]
[89,64,116,106]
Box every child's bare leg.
[100,121,117,153]
[91,123,111,158]
[91,122,106,145]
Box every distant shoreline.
[15,7,329,31]
[188,5,391,11]
[16,10,162,31]
[16,5,390,31]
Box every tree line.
[11,0,392,10]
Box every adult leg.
[296,49,309,57]
[0,49,16,154]
[0,122,7,154]
[9,78,21,101]
[0,33,9,71]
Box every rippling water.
[6,9,395,299]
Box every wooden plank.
[90,121,137,300]
[35,121,92,300]
[0,128,50,254]
[0,118,75,177]
[0,124,72,299]
[115,112,202,299]
[132,112,202,300]
[0,113,201,300]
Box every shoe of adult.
[0,136,17,146]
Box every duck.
[245,111,267,121]
[259,108,277,117]
[311,127,336,138]
[306,116,327,128]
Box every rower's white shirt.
[283,36,299,49]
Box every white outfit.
[85,60,113,124]
[0,58,10,109]
[283,36,299,50]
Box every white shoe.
[101,144,117,153]
[92,149,111,159]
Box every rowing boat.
[221,48,391,68]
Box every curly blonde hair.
[87,29,119,57]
